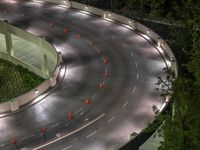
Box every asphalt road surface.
[0,0,167,150]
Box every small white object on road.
[62,145,72,150]
[86,131,97,138]
[133,86,137,94]
[123,101,129,108]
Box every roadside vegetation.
[0,59,44,103]
[75,0,200,149]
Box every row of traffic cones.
[11,127,47,146]
[7,9,111,147]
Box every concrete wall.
[0,20,61,113]
[0,102,11,113]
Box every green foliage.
[157,1,200,150]
[0,59,44,103]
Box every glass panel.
[47,56,57,74]
[12,34,42,70]
[0,33,7,53]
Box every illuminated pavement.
[0,0,167,150]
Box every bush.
[0,59,44,103]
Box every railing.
[0,20,60,113]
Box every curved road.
[0,0,167,150]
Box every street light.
[34,89,39,94]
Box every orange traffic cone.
[64,27,68,33]
[85,98,89,104]
[99,83,104,89]
[67,112,73,120]
[103,57,107,64]
[98,49,101,54]
[11,138,16,145]
[76,34,80,40]
[104,71,108,77]
[40,128,47,134]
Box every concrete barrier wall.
[0,102,10,113]
[105,11,134,27]
[18,79,50,106]
[0,20,61,113]
[0,78,51,113]
[71,1,102,16]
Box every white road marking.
[131,52,134,57]
[107,116,116,123]
[133,86,137,94]
[135,62,138,68]
[56,133,61,137]
[18,134,35,143]
[65,123,70,127]
[94,46,98,51]
[136,73,139,79]
[75,107,83,114]
[122,43,127,47]
[32,114,105,150]
[62,145,72,150]
[102,80,106,84]
[84,115,89,118]
[91,94,97,99]
[76,111,85,119]
[20,148,28,150]
[85,118,89,121]
[49,122,60,129]
[104,67,108,76]
[123,101,129,108]
[86,131,97,138]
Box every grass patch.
[0,59,44,103]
